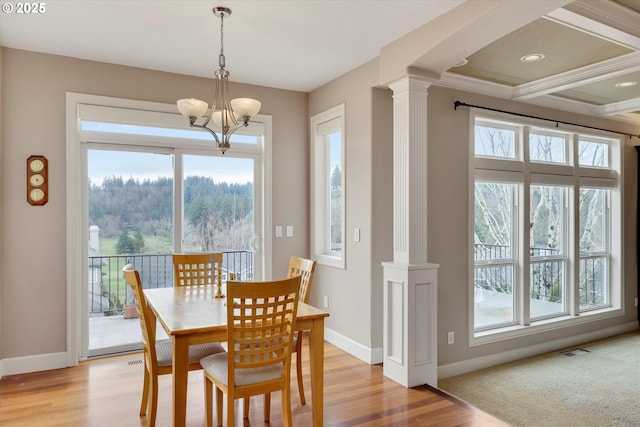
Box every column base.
[382,262,439,387]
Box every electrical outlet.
[323,296,329,308]
[447,331,454,345]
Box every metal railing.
[474,244,607,306]
[89,251,254,316]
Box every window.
[471,111,622,342]
[311,104,345,268]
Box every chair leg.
[216,387,224,427]
[282,385,293,427]
[243,397,250,419]
[227,389,235,427]
[148,376,159,427]
[140,364,150,416]
[204,375,213,427]
[264,393,271,422]
[296,331,306,405]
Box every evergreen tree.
[132,230,145,253]
[115,229,134,254]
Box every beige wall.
[0,48,308,360]
[308,59,393,354]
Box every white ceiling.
[1,0,639,127]
[0,0,463,92]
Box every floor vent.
[562,348,590,357]
[128,359,143,366]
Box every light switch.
[354,228,360,242]
[275,226,283,237]
[286,225,293,237]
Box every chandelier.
[177,6,261,154]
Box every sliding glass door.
[87,149,174,355]
[83,142,262,357]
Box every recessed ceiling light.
[453,59,468,67]
[615,81,637,88]
[520,53,545,62]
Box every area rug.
[438,331,640,427]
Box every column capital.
[387,74,433,94]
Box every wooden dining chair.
[200,276,301,427]
[172,252,223,287]
[243,255,317,417]
[122,264,225,427]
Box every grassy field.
[96,235,173,314]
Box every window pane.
[474,182,513,255]
[183,155,254,253]
[88,149,173,350]
[475,124,515,159]
[474,265,515,329]
[579,187,609,310]
[579,188,607,253]
[328,131,342,254]
[580,256,608,309]
[578,139,609,168]
[474,182,515,328]
[530,132,566,164]
[530,185,567,319]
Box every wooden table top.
[144,285,329,336]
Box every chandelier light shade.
[177,6,261,154]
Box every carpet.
[438,331,640,427]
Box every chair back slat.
[226,277,301,371]
[287,256,316,303]
[172,253,223,287]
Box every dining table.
[144,284,330,427]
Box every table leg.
[172,335,189,427]
[308,318,325,427]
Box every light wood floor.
[0,339,509,426]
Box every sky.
[88,150,254,186]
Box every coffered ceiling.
[443,0,640,126]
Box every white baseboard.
[438,321,639,379]
[1,351,71,378]
[324,327,383,364]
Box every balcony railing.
[474,244,607,307]
[89,251,253,316]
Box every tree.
[115,229,134,254]
[132,230,145,253]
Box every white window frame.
[469,109,623,346]
[310,103,346,269]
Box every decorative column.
[383,75,439,387]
